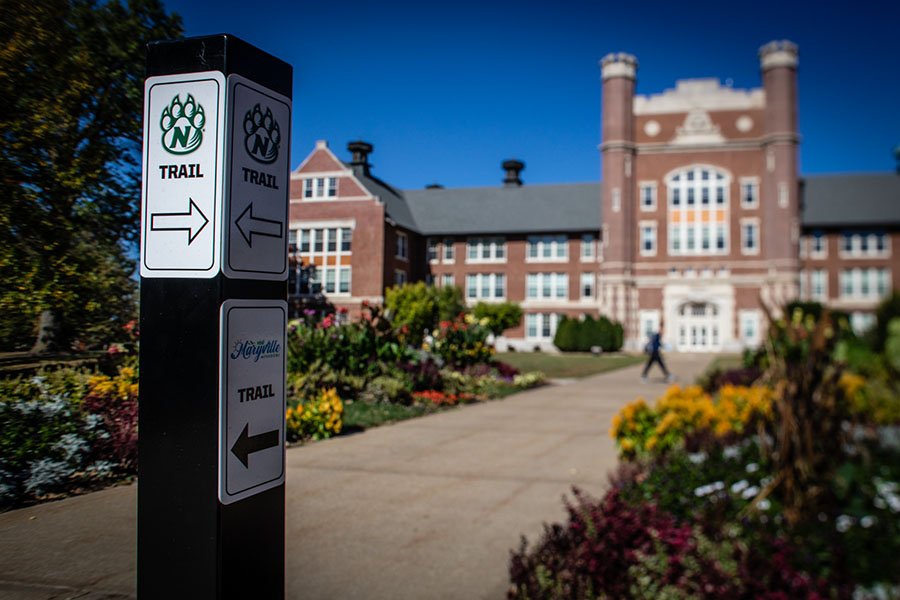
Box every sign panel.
[223,74,291,280]
[219,299,286,505]
[140,72,226,278]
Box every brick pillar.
[599,52,639,347]
[760,40,801,311]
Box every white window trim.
[840,268,891,300]
[739,177,759,209]
[465,272,506,300]
[465,237,507,264]
[580,272,595,300]
[665,165,731,257]
[580,234,596,262]
[440,273,455,288]
[442,238,455,264]
[427,238,439,264]
[526,272,569,300]
[738,309,762,346]
[315,264,352,297]
[639,220,657,257]
[639,181,657,212]
[526,235,570,263]
[525,313,562,341]
[396,231,409,261]
[809,231,828,259]
[811,268,828,302]
[394,269,408,286]
[740,217,760,256]
[838,232,891,259]
[302,176,339,200]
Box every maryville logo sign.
[160,94,206,155]
[243,103,280,164]
[230,338,281,362]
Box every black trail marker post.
[138,35,291,598]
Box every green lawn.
[342,401,432,431]
[496,352,644,379]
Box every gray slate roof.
[356,170,899,236]
[801,173,900,227]
[341,161,420,232]
[403,182,603,236]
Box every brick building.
[288,40,900,352]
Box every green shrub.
[435,285,467,322]
[385,281,437,347]
[473,301,523,336]
[552,316,578,351]
[873,291,900,350]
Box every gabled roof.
[403,183,602,236]
[801,173,900,227]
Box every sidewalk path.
[0,353,714,599]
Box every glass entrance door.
[676,302,721,351]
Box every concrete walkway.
[0,353,714,599]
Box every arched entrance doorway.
[676,302,721,351]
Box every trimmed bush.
[473,301,523,336]
[553,315,623,352]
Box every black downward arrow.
[231,423,280,468]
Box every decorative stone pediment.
[634,78,764,115]
[672,109,725,145]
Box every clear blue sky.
[162,0,899,190]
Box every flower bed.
[509,307,900,598]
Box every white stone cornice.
[759,40,798,70]
[600,52,638,80]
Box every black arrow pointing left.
[235,202,283,247]
[231,423,280,468]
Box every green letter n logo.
[160,94,205,155]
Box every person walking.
[641,323,675,383]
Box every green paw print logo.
[160,94,205,155]
[243,104,280,164]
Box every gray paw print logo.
[243,104,280,164]
[160,94,205,155]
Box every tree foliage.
[0,0,183,350]
[385,283,467,347]
[472,301,522,336]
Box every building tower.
[599,52,639,346]
[759,40,801,310]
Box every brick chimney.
[347,140,373,176]
[502,159,524,187]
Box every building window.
[612,188,621,212]
[466,237,506,262]
[639,182,656,211]
[303,177,338,199]
[580,273,594,299]
[396,231,408,260]
[811,269,827,301]
[525,313,561,340]
[465,273,505,300]
[441,273,454,288]
[840,268,891,299]
[427,239,439,262]
[740,177,759,208]
[740,218,759,255]
[839,231,890,258]
[395,270,407,286]
[639,222,656,256]
[581,234,596,260]
[667,166,730,256]
[850,312,876,335]
[739,310,761,347]
[526,273,568,299]
[293,225,354,296]
[527,235,568,261]
[443,238,455,262]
